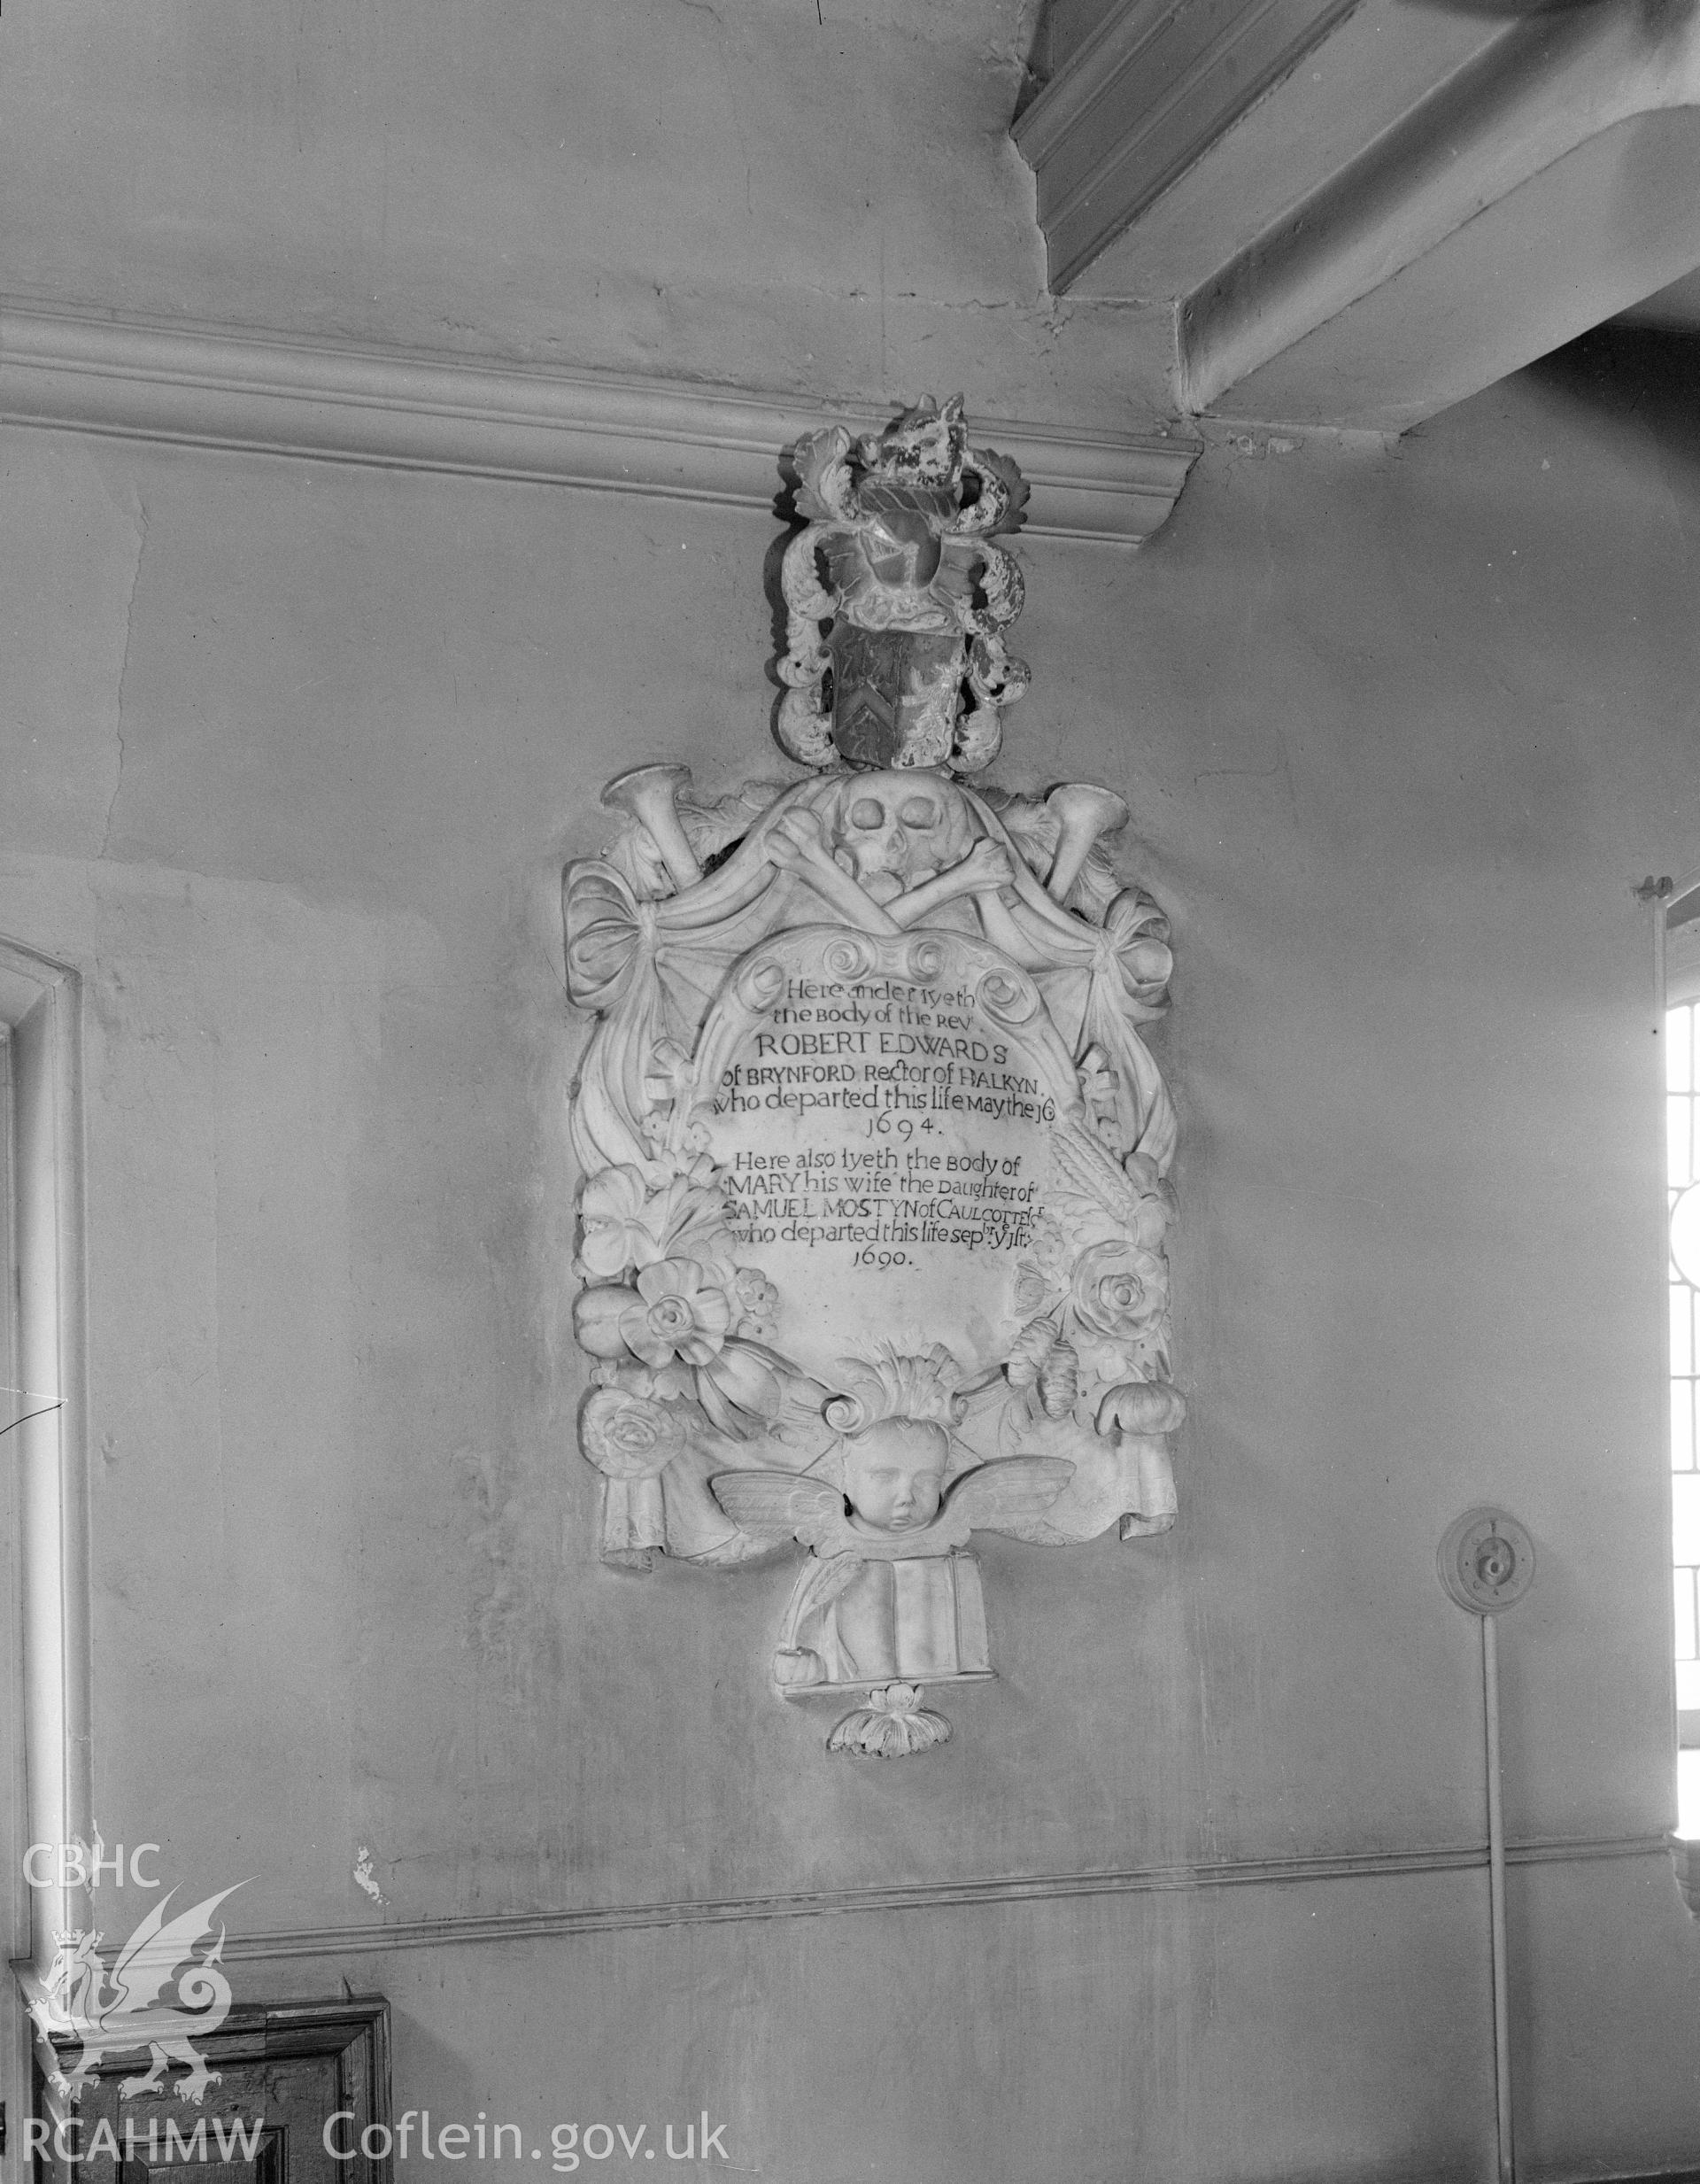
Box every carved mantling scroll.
[564,397,1183,1755]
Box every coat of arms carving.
[565,397,1183,1756]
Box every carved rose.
[579,1388,688,1478]
[1069,1239,1169,1343]
[619,1259,732,1367]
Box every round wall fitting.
[1437,1507,1534,1615]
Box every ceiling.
[0,0,1693,443]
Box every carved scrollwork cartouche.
[564,402,1184,1753]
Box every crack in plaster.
[101,496,150,861]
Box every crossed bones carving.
[763,806,1014,936]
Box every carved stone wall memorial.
[564,397,1183,1757]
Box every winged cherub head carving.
[823,1344,964,1535]
[709,1345,1073,1560]
[839,1421,949,1535]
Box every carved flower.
[1122,1150,1175,1252]
[619,1259,733,1367]
[732,1266,780,1339]
[589,1357,696,1402]
[577,1166,729,1281]
[1069,1239,1169,1343]
[579,1388,687,1479]
[578,1166,668,1277]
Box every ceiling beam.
[1017,0,1700,432]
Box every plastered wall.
[4,333,1700,2180]
[0,0,1171,428]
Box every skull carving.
[829,771,975,904]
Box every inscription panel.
[696,928,1083,1382]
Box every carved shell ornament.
[563,398,1183,1755]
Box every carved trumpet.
[1044,782,1129,903]
[601,763,702,892]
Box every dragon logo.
[35,1883,245,2104]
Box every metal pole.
[1483,1611,1513,2184]
[1439,1507,1534,2184]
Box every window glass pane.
[1674,1475,1700,1566]
[1674,1187,1700,1288]
[1681,1750,1700,1839]
[1670,1011,1698,1748]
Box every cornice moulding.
[0,304,1198,546]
